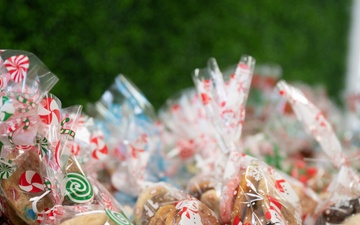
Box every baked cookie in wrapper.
[134,182,221,225]
[276,80,360,224]
[220,154,302,225]
[186,174,221,217]
[0,50,60,224]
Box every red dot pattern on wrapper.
[201,93,211,105]
[19,170,44,193]
[71,142,80,156]
[4,55,29,83]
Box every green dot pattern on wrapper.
[105,209,133,225]
[64,172,94,204]
[0,158,16,179]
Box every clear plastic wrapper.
[277,80,360,224]
[241,63,282,135]
[133,182,220,225]
[67,112,109,175]
[0,50,133,224]
[192,56,303,225]
[87,75,163,207]
[193,56,255,154]
[158,88,220,187]
[40,177,133,225]
[0,50,59,224]
[186,55,256,217]
[219,154,302,225]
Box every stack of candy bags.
[1,49,360,225]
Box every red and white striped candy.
[38,97,61,126]
[19,170,44,193]
[55,141,61,167]
[4,55,29,83]
[91,136,108,160]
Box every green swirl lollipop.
[64,172,94,204]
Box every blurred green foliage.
[0,0,351,109]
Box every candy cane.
[7,117,31,145]
[60,118,76,140]
[16,95,36,113]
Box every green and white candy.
[0,96,14,121]
[64,172,94,204]
[105,209,132,225]
[0,157,16,179]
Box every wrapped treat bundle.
[1,47,357,225]
[133,182,221,225]
[87,74,164,207]
[192,55,303,225]
[0,50,132,225]
[242,63,283,135]
[158,88,220,186]
[276,80,360,224]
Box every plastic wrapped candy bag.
[158,87,220,187]
[276,80,360,224]
[87,75,164,207]
[193,55,303,225]
[0,50,59,224]
[220,156,302,225]
[40,176,133,225]
[65,112,109,176]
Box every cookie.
[148,204,178,225]
[60,213,116,225]
[187,174,220,215]
[134,183,182,225]
[320,198,360,224]
[134,183,221,225]
[341,213,360,225]
[232,164,265,224]
[1,151,53,224]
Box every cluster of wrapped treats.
[0,50,359,225]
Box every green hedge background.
[0,0,352,109]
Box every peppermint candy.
[64,172,94,203]
[0,96,14,121]
[36,137,50,157]
[19,170,44,193]
[90,136,108,160]
[0,158,16,179]
[4,55,29,83]
[105,209,132,225]
[38,97,61,126]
